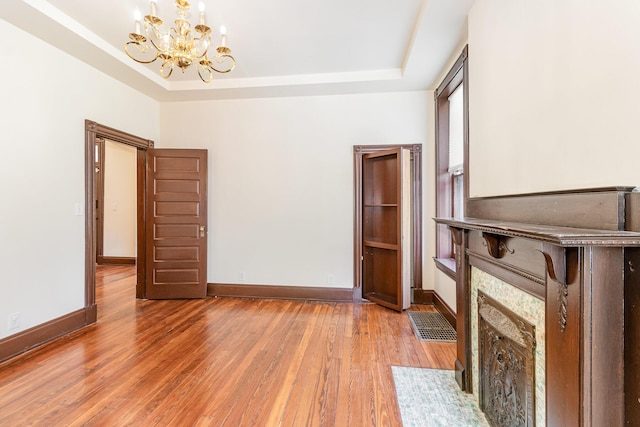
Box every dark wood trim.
[436,216,640,247]
[85,120,153,315]
[625,191,640,232]
[353,144,423,295]
[583,246,625,426]
[136,148,148,299]
[412,146,423,291]
[208,283,355,302]
[434,257,456,280]
[0,308,90,364]
[84,121,97,314]
[412,289,434,305]
[97,256,136,265]
[462,53,469,216]
[435,82,452,259]
[87,121,153,149]
[435,46,468,98]
[85,304,97,324]
[412,289,456,330]
[432,291,456,330]
[451,226,471,392]
[467,186,635,231]
[624,247,640,423]
[468,186,635,200]
[435,45,469,262]
[468,253,545,300]
[95,138,105,263]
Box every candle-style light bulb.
[198,2,206,25]
[220,25,227,47]
[134,9,142,34]
[150,0,157,16]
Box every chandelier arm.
[197,64,214,83]
[208,55,236,73]
[124,41,161,64]
[145,29,165,53]
[160,57,175,79]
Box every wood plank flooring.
[0,266,456,426]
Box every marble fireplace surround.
[435,187,640,426]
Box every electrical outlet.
[240,271,246,282]
[328,274,335,285]
[8,312,21,330]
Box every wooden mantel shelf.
[434,216,640,247]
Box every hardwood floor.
[0,266,456,426]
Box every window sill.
[434,257,456,280]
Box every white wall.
[0,19,159,339]
[160,92,430,289]
[103,140,137,258]
[468,0,640,197]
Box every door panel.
[362,148,411,311]
[145,148,208,299]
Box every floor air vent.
[407,311,457,342]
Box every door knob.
[199,226,206,237]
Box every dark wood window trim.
[353,144,423,297]
[434,257,457,280]
[435,45,469,278]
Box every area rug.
[391,367,489,427]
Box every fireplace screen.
[478,291,536,426]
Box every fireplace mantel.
[436,217,640,247]
[435,187,640,426]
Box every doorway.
[84,120,153,323]
[353,144,423,305]
[95,138,138,266]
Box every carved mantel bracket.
[540,245,567,286]
[540,244,576,333]
[481,232,514,259]
[449,227,465,270]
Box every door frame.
[95,138,105,264]
[353,144,422,301]
[84,120,154,323]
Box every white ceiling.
[0,0,474,101]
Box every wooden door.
[145,148,208,299]
[362,148,411,311]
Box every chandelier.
[125,0,235,83]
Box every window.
[435,46,468,278]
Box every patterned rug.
[391,367,489,427]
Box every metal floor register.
[407,311,457,342]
